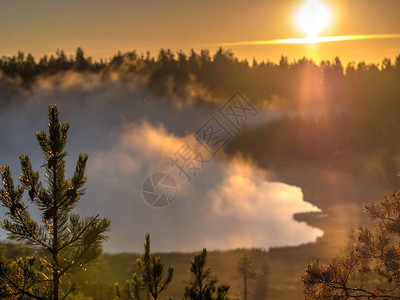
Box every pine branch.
[57,214,99,252]
[61,283,76,300]
[1,273,46,300]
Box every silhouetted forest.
[2,48,400,102]
[2,47,400,177]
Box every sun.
[296,0,330,38]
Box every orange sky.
[1,0,400,64]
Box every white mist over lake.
[0,73,323,252]
[88,122,323,252]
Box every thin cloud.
[220,33,400,46]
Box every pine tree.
[114,274,142,300]
[114,234,174,300]
[0,105,111,300]
[253,257,269,300]
[74,48,89,71]
[237,254,254,300]
[302,185,400,299]
[184,249,229,300]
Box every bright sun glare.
[296,0,330,38]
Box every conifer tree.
[114,274,142,300]
[0,105,111,300]
[302,186,400,299]
[114,234,174,300]
[238,254,254,300]
[253,257,269,300]
[184,249,229,300]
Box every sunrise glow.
[296,0,330,38]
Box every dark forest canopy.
[2,47,400,179]
[1,47,400,95]
[2,47,400,119]
[2,47,400,77]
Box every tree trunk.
[244,269,247,300]
[52,155,59,300]
[53,273,59,300]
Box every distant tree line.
[1,47,400,102]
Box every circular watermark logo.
[142,172,177,208]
